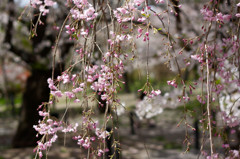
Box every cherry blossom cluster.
[200,7,231,22]
[33,118,63,158]
[114,4,135,23]
[33,107,83,158]
[71,118,110,156]
[31,0,56,15]
[85,65,116,105]
[33,110,110,158]
[201,2,240,23]
[69,2,98,21]
[47,72,87,103]
[107,31,133,48]
[65,23,89,40]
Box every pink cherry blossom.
[167,80,178,88]
[236,13,240,18]
[134,0,145,6]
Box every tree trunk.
[123,72,130,93]
[12,69,51,147]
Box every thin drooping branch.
[205,44,214,155]
[51,12,71,80]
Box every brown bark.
[12,69,51,147]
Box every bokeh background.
[0,0,239,159]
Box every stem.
[103,103,109,159]
[205,44,214,155]
[52,12,71,80]
[203,1,215,154]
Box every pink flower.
[51,90,63,97]
[39,5,49,16]
[222,14,231,21]
[183,95,190,101]
[167,80,178,88]
[72,87,83,93]
[50,134,58,143]
[231,129,236,134]
[105,52,111,57]
[117,7,128,14]
[87,75,94,83]
[197,95,205,104]
[95,128,110,139]
[44,0,56,7]
[229,150,239,158]
[64,91,75,99]
[65,25,70,30]
[134,0,145,6]
[216,13,224,21]
[138,28,143,34]
[62,73,70,84]
[85,65,98,74]
[39,151,43,158]
[62,123,78,133]
[84,7,95,16]
[151,90,161,96]
[137,17,146,22]
[222,144,229,148]
[82,137,91,149]
[74,99,80,103]
[71,74,77,81]
[90,137,96,141]
[191,55,203,62]
[31,0,42,7]
[47,78,57,90]
[101,94,108,100]
[80,83,85,87]
[39,111,49,117]
[98,149,104,157]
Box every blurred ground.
[0,115,199,159]
[0,93,201,159]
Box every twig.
[205,44,214,155]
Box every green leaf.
[153,28,158,34]
[72,33,78,40]
[215,79,221,85]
